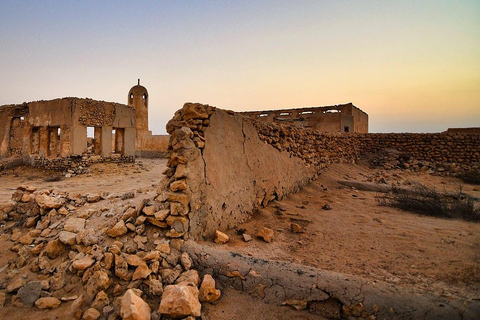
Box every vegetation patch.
[376,183,480,221]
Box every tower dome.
[128,79,149,132]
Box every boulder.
[158,282,201,318]
[120,289,151,320]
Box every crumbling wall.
[240,103,368,133]
[249,120,480,173]
[153,103,316,240]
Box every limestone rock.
[107,220,128,237]
[86,270,110,299]
[59,231,77,245]
[115,254,131,281]
[86,193,101,203]
[175,270,201,287]
[180,252,193,270]
[199,274,221,303]
[214,230,229,244]
[0,292,5,308]
[72,255,95,270]
[35,194,64,210]
[44,239,66,259]
[65,218,86,233]
[170,180,187,192]
[142,205,156,216]
[158,282,201,318]
[120,289,151,320]
[257,226,274,242]
[83,307,101,320]
[91,290,109,311]
[132,264,151,280]
[126,254,146,267]
[35,297,61,309]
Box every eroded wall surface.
[152,103,316,240]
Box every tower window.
[142,94,147,99]
[130,93,133,99]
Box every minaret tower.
[128,79,151,145]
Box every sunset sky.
[1,1,479,134]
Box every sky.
[0,1,479,134]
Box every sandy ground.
[0,159,479,319]
[206,163,480,301]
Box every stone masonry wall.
[150,103,316,241]
[249,119,480,173]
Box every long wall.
[250,119,480,172]
[152,103,316,240]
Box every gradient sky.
[1,1,479,134]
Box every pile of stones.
[0,184,221,319]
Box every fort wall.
[151,103,316,240]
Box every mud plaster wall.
[155,103,316,241]
[136,134,170,158]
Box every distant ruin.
[240,102,368,133]
[0,98,136,170]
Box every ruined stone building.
[0,98,136,168]
[241,103,368,133]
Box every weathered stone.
[149,278,163,296]
[65,218,86,233]
[158,282,201,318]
[214,230,229,244]
[0,292,5,308]
[120,289,151,320]
[35,194,64,210]
[44,239,66,259]
[142,205,156,216]
[115,254,131,281]
[154,209,169,221]
[83,307,101,320]
[91,290,109,311]
[59,231,77,245]
[107,220,128,237]
[17,281,42,307]
[156,242,171,254]
[166,216,188,233]
[72,255,95,270]
[35,297,61,309]
[175,270,200,287]
[180,252,193,270]
[146,217,168,228]
[143,251,160,261]
[290,222,303,233]
[242,233,252,242]
[199,274,221,303]
[86,270,110,298]
[257,226,274,242]
[170,180,187,192]
[86,193,101,203]
[161,268,181,285]
[132,264,151,280]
